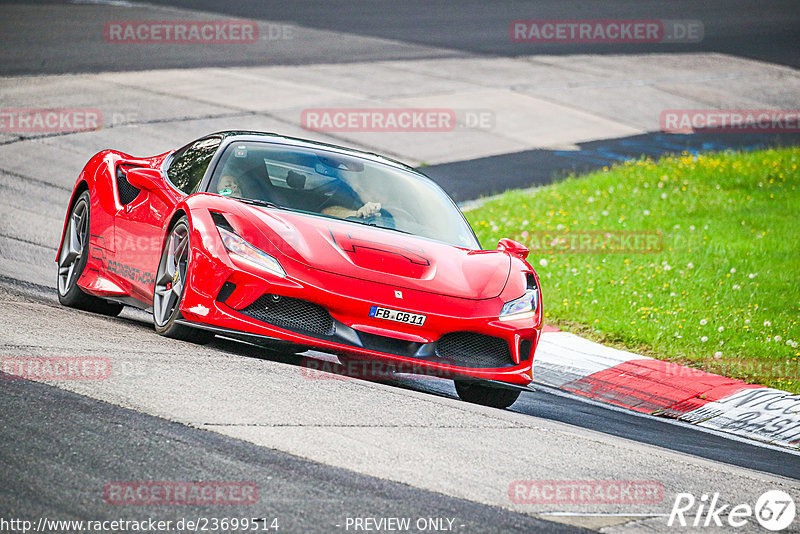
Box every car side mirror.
[497,238,529,260]
[125,167,163,191]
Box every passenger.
[217,174,242,197]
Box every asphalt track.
[2,1,800,532]
[1,373,582,533]
[2,0,798,73]
[3,278,799,482]
[148,0,800,68]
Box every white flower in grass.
[687,262,694,269]
[774,335,782,342]
[748,273,757,279]
[764,320,771,327]
[718,326,724,332]
[732,284,741,290]
[714,351,723,359]
[539,259,548,267]
[730,268,736,274]
[701,336,708,342]
[643,209,650,215]
[700,319,708,325]
[744,319,750,324]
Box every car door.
[113,136,221,304]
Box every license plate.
[369,306,426,326]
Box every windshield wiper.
[348,218,412,235]
[237,197,287,210]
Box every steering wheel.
[313,179,359,213]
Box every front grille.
[358,330,423,357]
[240,295,334,336]
[435,332,513,368]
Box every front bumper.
[179,218,541,386]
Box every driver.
[322,201,382,219]
[317,174,382,220]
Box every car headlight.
[217,226,286,278]
[499,289,538,321]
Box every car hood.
[245,207,511,300]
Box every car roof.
[208,130,416,173]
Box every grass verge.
[465,148,800,393]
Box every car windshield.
[206,141,480,249]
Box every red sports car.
[57,131,542,408]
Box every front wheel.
[57,190,123,317]
[454,380,521,409]
[152,217,214,344]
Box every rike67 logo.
[668,490,796,531]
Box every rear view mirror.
[497,238,529,260]
[125,167,163,191]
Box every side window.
[166,137,221,194]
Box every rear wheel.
[454,380,521,409]
[57,191,123,317]
[153,217,214,344]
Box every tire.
[454,380,521,409]
[152,217,214,344]
[57,190,124,317]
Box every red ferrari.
[56,131,542,408]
